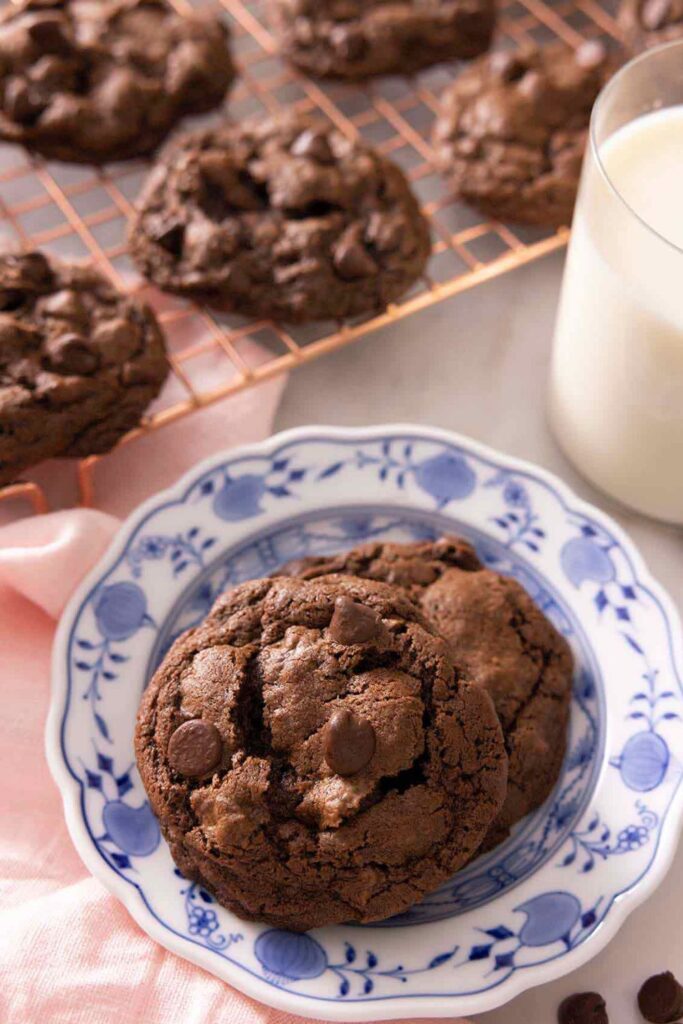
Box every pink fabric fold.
[0,391,468,1023]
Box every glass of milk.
[549,40,683,524]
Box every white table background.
[274,250,683,1024]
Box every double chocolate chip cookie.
[619,0,683,50]
[268,0,496,80]
[281,536,574,849]
[0,250,168,485]
[128,114,431,323]
[0,0,235,163]
[135,574,508,931]
[432,41,616,227]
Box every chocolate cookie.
[280,536,574,849]
[619,0,683,50]
[268,0,495,80]
[0,0,235,163]
[135,574,508,931]
[432,42,617,227]
[0,250,168,485]
[128,114,431,323]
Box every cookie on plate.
[280,536,574,850]
[128,114,431,323]
[432,41,617,227]
[0,250,168,485]
[619,0,683,50]
[268,0,496,79]
[0,0,235,163]
[135,574,508,931]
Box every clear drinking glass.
[549,40,683,524]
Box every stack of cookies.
[135,535,574,931]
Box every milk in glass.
[550,105,683,523]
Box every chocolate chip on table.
[329,595,382,645]
[167,719,223,778]
[638,972,683,1023]
[323,708,376,776]
[558,992,609,1024]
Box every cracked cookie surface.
[0,250,168,485]
[128,113,431,323]
[280,536,574,849]
[268,0,495,79]
[0,0,235,163]
[135,574,507,931]
[432,42,617,227]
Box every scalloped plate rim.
[45,423,683,1022]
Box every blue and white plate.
[47,425,683,1021]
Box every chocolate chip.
[45,332,99,375]
[26,15,72,56]
[168,719,223,777]
[366,212,404,253]
[329,24,366,60]
[641,0,671,29]
[638,972,683,1023]
[517,69,546,103]
[40,289,87,323]
[30,55,77,90]
[92,317,139,362]
[329,595,382,645]
[291,128,334,164]
[3,77,42,124]
[490,50,526,81]
[575,40,607,69]
[152,220,185,256]
[558,992,608,1024]
[324,709,376,776]
[333,237,378,280]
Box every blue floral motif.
[126,528,217,579]
[560,523,639,623]
[610,659,677,792]
[463,892,602,976]
[175,872,242,952]
[561,535,616,589]
[485,471,546,552]
[560,802,658,872]
[86,752,160,870]
[76,582,155,741]
[254,931,458,998]
[94,582,152,641]
[255,931,328,982]
[413,452,476,505]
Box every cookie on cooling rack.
[279,535,575,851]
[0,0,235,163]
[619,0,683,49]
[431,41,618,227]
[267,0,496,79]
[0,250,168,486]
[135,574,508,931]
[128,113,431,323]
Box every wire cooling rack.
[0,0,623,516]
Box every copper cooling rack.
[0,0,623,517]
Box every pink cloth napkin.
[0,380,468,1023]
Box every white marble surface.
[274,250,683,1024]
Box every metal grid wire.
[0,0,623,516]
